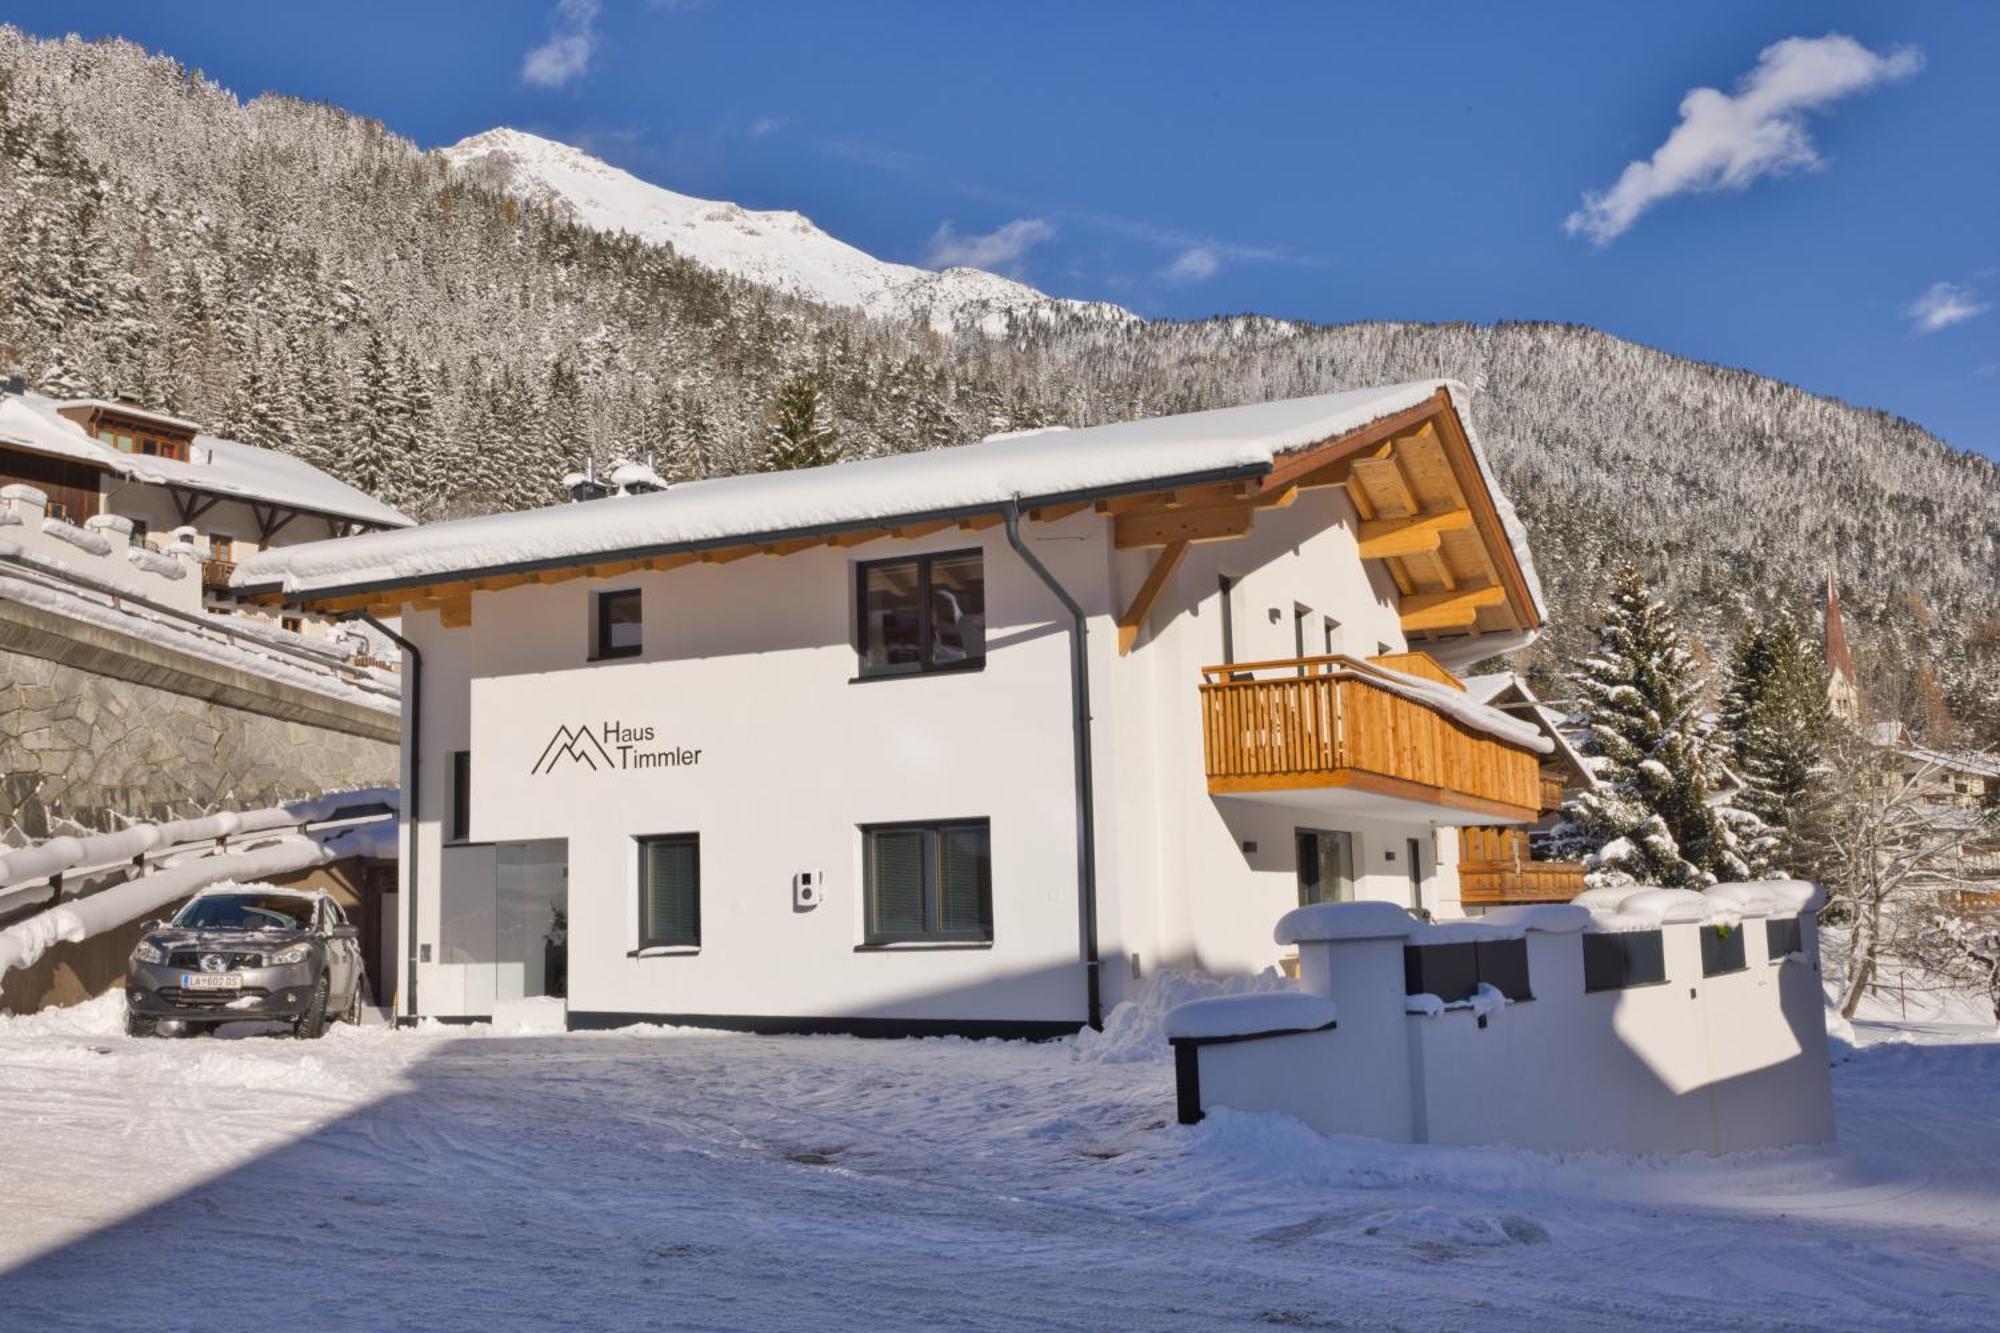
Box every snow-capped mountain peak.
[439,128,1132,334]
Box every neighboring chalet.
[0,386,412,632]
[239,380,1558,1035]
[1452,672,1594,908]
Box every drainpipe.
[1002,500,1102,1030]
[358,610,422,1025]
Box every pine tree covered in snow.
[1551,565,1756,888]
[761,375,839,471]
[1720,619,1832,876]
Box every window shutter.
[937,824,990,935]
[641,837,699,946]
[869,829,927,937]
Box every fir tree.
[1721,619,1832,877]
[761,374,839,471]
[1550,565,1756,888]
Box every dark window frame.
[1765,915,1804,963]
[636,832,701,950]
[593,588,643,661]
[1700,923,1748,977]
[1403,938,1534,1003]
[861,817,993,945]
[853,549,986,679]
[1582,930,1668,992]
[448,750,471,843]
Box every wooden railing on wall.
[1458,859,1589,905]
[1199,655,1544,819]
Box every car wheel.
[342,981,364,1026]
[294,974,331,1040]
[125,1009,157,1039]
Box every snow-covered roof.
[55,397,202,431]
[0,392,411,530]
[1452,672,1594,790]
[235,381,1548,636]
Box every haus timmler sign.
[531,722,702,775]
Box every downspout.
[1002,500,1102,1030]
[358,610,422,1025]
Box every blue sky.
[10,2,1999,460]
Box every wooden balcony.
[1199,654,1545,823]
[200,556,236,590]
[1540,774,1567,812]
[1459,859,1590,905]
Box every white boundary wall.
[1169,885,1835,1155]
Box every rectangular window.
[129,519,148,546]
[855,551,984,677]
[1765,915,1804,962]
[637,834,700,948]
[1700,923,1747,976]
[449,750,471,842]
[281,615,302,634]
[1295,828,1355,907]
[1403,939,1532,1003]
[1582,930,1667,992]
[594,589,642,660]
[862,819,992,944]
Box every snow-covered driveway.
[0,997,1995,1331]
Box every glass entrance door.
[1295,829,1355,906]
[495,840,568,1003]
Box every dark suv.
[126,888,366,1039]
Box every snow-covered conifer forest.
[0,30,1994,736]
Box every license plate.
[180,973,243,991]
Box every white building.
[240,380,1562,1035]
[0,387,412,632]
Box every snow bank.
[1072,969,1297,1063]
[1477,904,1592,934]
[1576,880,1822,932]
[41,517,112,556]
[126,545,186,579]
[1165,993,1337,1041]
[1276,900,1417,945]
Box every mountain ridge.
[440,126,1136,336]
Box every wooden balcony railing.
[1540,774,1567,812]
[1199,654,1545,821]
[200,556,236,590]
[1458,859,1590,905]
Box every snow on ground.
[0,988,1995,1331]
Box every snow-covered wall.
[1,486,201,611]
[1172,888,1835,1155]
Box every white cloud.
[1904,281,1989,334]
[748,116,789,139]
[924,218,1056,272]
[1565,33,1922,246]
[1161,247,1219,283]
[521,0,601,90]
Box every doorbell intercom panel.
[793,869,824,910]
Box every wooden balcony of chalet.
[200,556,237,591]
[1199,652,1545,824]
[1457,825,1588,906]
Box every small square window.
[595,589,642,660]
[638,834,700,949]
[1765,916,1804,962]
[856,551,984,677]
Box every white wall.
[395,491,1517,1027]
[0,486,201,610]
[1184,912,1836,1155]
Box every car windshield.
[171,894,314,932]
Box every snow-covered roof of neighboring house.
[142,435,412,530]
[55,397,203,432]
[1889,744,2000,781]
[0,392,412,530]
[235,380,1546,638]
[1456,671,1594,790]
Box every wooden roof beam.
[1030,500,1092,523]
[1348,454,1418,519]
[1400,584,1506,633]
[1115,538,1189,655]
[1114,501,1256,550]
[1357,507,1472,561]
